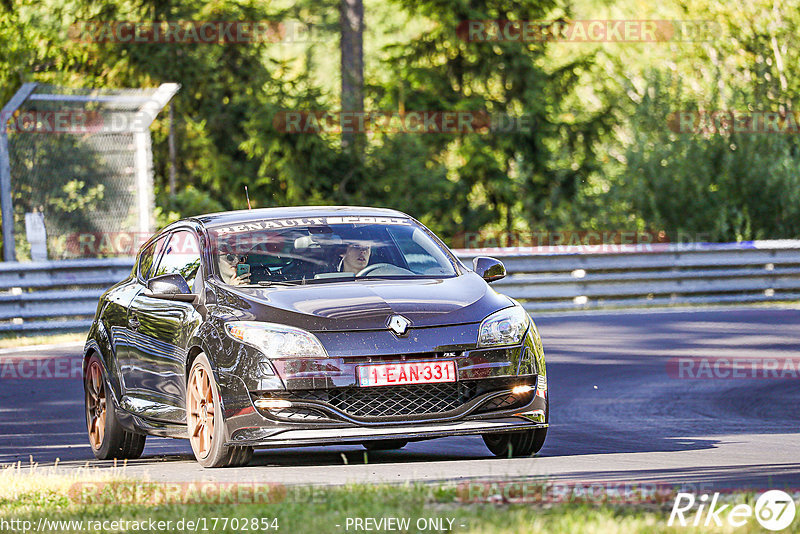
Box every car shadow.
[3,309,799,472]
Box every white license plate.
[357,360,457,387]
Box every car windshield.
[209,217,457,286]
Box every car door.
[122,229,203,423]
[101,279,141,394]
[114,235,167,394]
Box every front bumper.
[214,323,548,449]
[217,370,547,448]
[225,417,548,448]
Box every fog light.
[512,385,534,395]
[254,398,292,410]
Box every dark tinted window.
[208,218,456,285]
[137,236,167,281]
[153,231,201,290]
[387,225,448,273]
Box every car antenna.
[244,186,252,210]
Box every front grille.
[281,382,478,418]
[256,377,535,420]
[475,392,533,413]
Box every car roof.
[188,206,411,228]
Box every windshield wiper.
[354,275,411,280]
[232,281,300,288]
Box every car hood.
[214,272,512,331]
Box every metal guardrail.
[1,241,799,333]
[456,240,800,313]
[0,258,134,332]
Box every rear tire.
[482,428,547,457]
[187,353,253,468]
[362,440,408,451]
[84,354,146,460]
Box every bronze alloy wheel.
[86,361,107,450]
[83,354,146,460]
[186,353,253,468]
[188,364,215,458]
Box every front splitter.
[226,418,547,449]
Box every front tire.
[187,353,253,468]
[84,354,146,460]
[482,428,547,458]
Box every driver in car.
[338,242,371,273]
[219,252,251,286]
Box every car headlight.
[478,306,530,347]
[224,321,328,359]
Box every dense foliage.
[1,0,798,246]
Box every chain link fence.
[0,83,179,261]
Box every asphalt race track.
[1,307,799,490]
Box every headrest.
[293,234,343,249]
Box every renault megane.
[83,207,548,467]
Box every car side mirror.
[146,274,198,303]
[472,256,506,283]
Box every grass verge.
[0,465,797,533]
[0,332,85,349]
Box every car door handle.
[128,315,140,331]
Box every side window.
[137,236,167,281]
[153,230,202,291]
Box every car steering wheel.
[356,263,414,277]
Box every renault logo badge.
[387,315,411,336]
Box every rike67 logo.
[669,490,796,531]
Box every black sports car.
[83,207,548,467]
